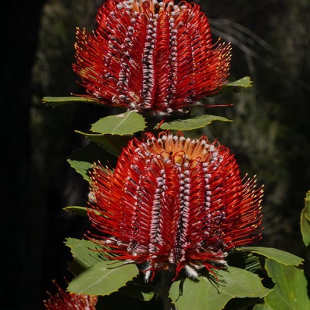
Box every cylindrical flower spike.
[88,132,263,281]
[73,0,231,116]
[44,280,97,309]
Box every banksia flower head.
[88,132,263,281]
[73,0,231,116]
[44,280,97,310]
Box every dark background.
[1,0,310,309]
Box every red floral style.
[44,280,97,310]
[88,132,263,280]
[73,0,231,115]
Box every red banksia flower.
[88,132,263,280]
[73,0,231,115]
[44,280,97,310]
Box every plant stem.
[160,270,176,310]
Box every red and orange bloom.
[73,0,231,115]
[44,280,97,310]
[88,132,263,280]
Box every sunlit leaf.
[42,96,100,107]
[223,76,253,88]
[68,261,139,295]
[300,190,310,247]
[157,114,232,131]
[63,206,88,217]
[237,247,303,266]
[66,238,117,276]
[169,266,270,310]
[65,238,102,269]
[263,259,310,310]
[90,111,146,135]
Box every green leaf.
[65,238,102,270]
[68,261,139,295]
[90,111,146,135]
[169,267,270,310]
[75,133,131,157]
[66,238,117,276]
[227,251,261,273]
[67,142,115,181]
[223,76,253,88]
[253,304,273,310]
[118,277,155,301]
[300,190,310,247]
[263,259,310,310]
[225,297,261,310]
[63,206,88,217]
[96,291,155,310]
[42,96,100,107]
[237,247,303,266]
[157,114,232,131]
